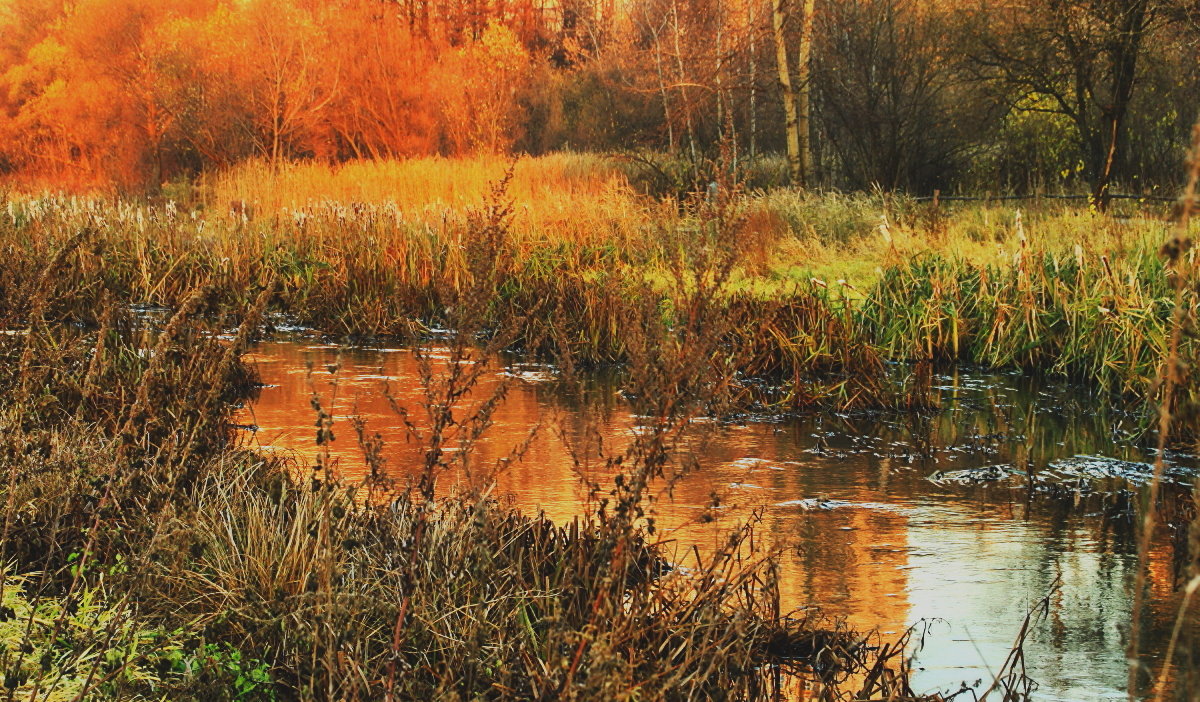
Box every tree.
[794,0,815,185]
[322,3,440,159]
[149,6,259,171]
[0,0,216,187]
[438,20,533,154]
[813,0,984,192]
[771,0,801,185]
[965,0,1164,207]
[771,0,816,186]
[237,0,338,164]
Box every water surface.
[239,339,1194,700]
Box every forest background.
[1,0,1198,199]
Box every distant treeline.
[0,0,1196,195]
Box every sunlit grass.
[205,154,670,249]
[3,153,1194,406]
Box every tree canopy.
[0,0,1195,193]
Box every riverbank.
[3,156,1195,415]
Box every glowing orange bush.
[0,0,544,188]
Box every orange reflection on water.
[237,340,1182,700]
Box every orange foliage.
[438,21,532,154]
[0,0,548,188]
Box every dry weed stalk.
[1129,118,1200,700]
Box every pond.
[237,339,1195,701]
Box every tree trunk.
[715,0,724,136]
[772,0,802,185]
[748,0,759,159]
[1091,0,1150,211]
[650,20,675,151]
[672,0,698,165]
[795,0,815,187]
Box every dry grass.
[205,155,669,249]
[4,155,1197,417]
[11,160,1197,413]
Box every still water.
[238,339,1194,700]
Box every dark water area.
[238,339,1197,701]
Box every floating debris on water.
[927,454,1194,491]
[776,497,855,510]
[501,362,559,383]
[727,457,796,471]
[774,498,915,515]
[927,464,1025,486]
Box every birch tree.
[771,0,814,186]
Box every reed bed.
[2,156,1195,415]
[205,155,668,250]
[0,178,895,411]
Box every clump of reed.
[859,242,1190,403]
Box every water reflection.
[238,340,1193,701]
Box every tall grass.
[206,154,665,250]
[860,247,1182,397]
[3,154,1194,414]
[1,173,896,411]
